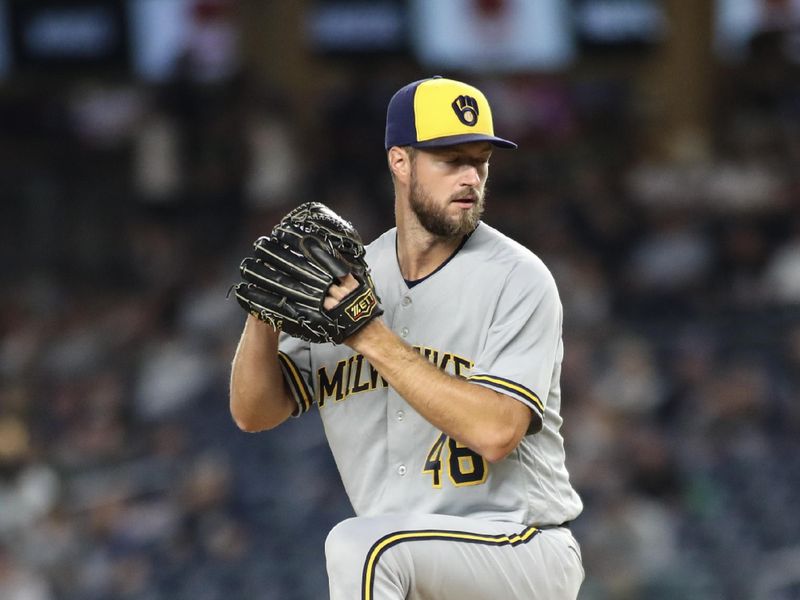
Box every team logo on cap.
[451,95,479,127]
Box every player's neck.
[395,218,464,281]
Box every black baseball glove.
[231,202,383,344]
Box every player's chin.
[453,202,482,227]
[449,211,480,237]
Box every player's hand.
[231,202,382,345]
[324,273,359,311]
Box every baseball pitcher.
[230,76,584,599]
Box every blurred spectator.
[0,547,53,600]
[592,334,666,415]
[762,218,800,303]
[0,417,60,539]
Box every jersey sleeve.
[467,260,563,433]
[277,333,314,416]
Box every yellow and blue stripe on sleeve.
[467,373,544,431]
[278,351,313,416]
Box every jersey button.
[396,410,405,421]
[397,464,407,476]
[400,327,409,338]
[401,296,412,307]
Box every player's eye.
[441,154,488,168]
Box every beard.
[409,173,485,239]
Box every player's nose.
[460,164,481,187]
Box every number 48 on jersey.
[423,433,488,487]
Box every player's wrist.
[343,317,388,353]
[245,313,281,342]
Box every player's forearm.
[348,320,530,462]
[230,315,295,432]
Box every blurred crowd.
[2,42,800,600]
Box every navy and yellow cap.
[384,76,517,151]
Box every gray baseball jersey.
[277,221,584,599]
[278,221,582,525]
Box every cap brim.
[411,133,517,150]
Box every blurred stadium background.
[1,0,800,598]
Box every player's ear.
[388,146,413,183]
